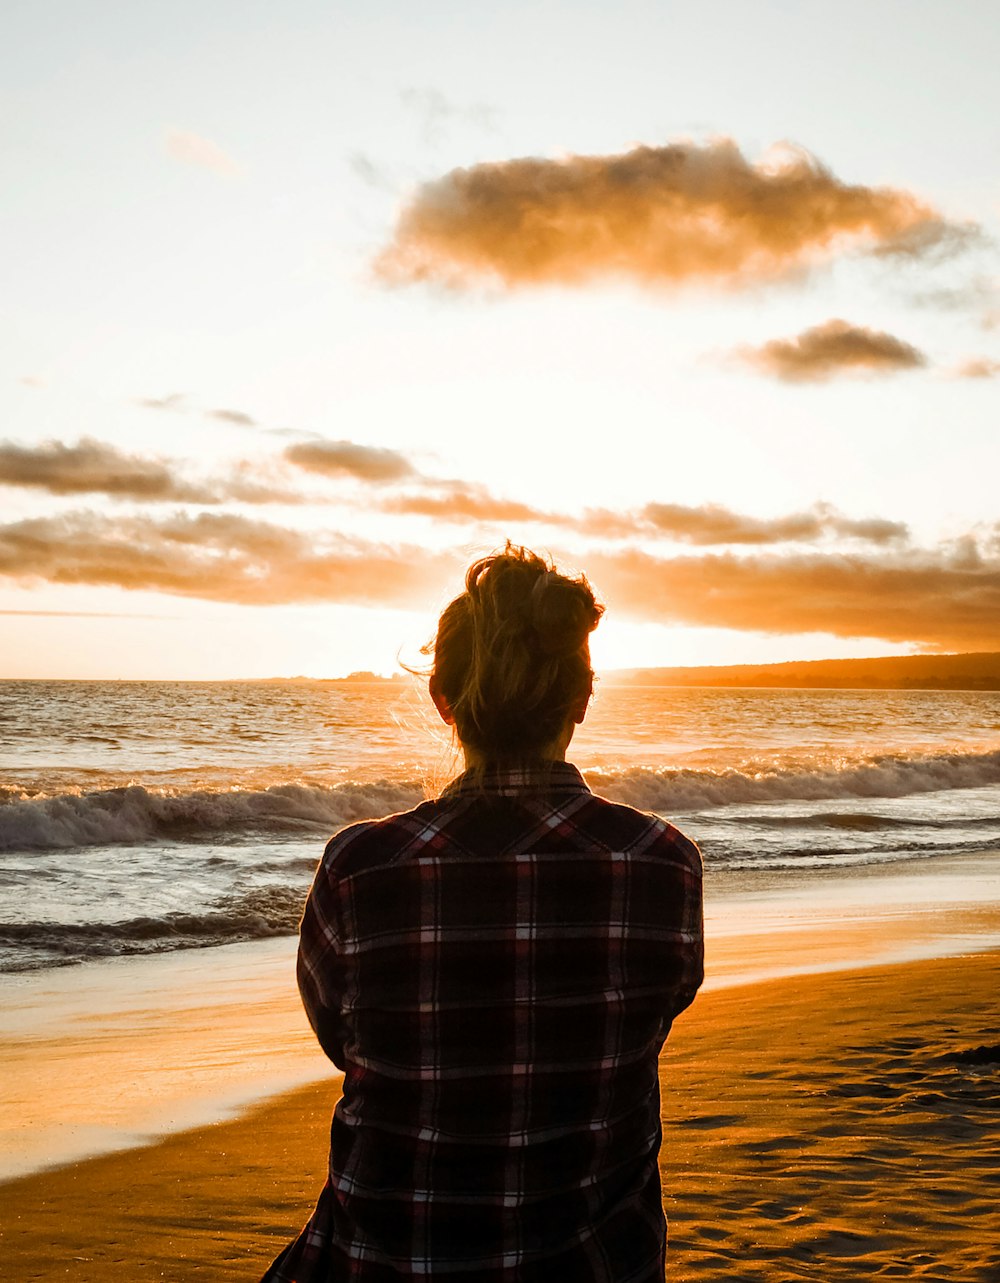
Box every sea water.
[2,680,1000,974]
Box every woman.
[262,545,703,1283]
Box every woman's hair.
[428,544,604,763]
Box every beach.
[4,681,1000,1279]
[2,852,999,1281]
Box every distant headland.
[601,652,1000,691]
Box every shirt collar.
[441,760,592,800]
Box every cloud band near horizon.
[2,510,997,650]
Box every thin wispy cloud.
[400,87,498,144]
[206,408,257,427]
[375,138,974,292]
[135,393,185,412]
[380,482,910,547]
[165,128,241,177]
[950,357,1000,379]
[381,482,550,524]
[137,397,291,434]
[348,152,396,192]
[911,275,1000,313]
[734,319,927,382]
[285,440,419,484]
[618,502,909,545]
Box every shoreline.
[2,948,997,1280]
[2,849,999,1187]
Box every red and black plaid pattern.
[263,762,703,1283]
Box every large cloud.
[735,319,928,381]
[375,139,971,291]
[0,511,457,606]
[0,438,302,505]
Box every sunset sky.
[2,0,998,678]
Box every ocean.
[2,679,1000,975]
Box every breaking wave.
[0,779,425,852]
[588,749,1000,813]
[2,748,1000,852]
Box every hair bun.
[529,571,593,658]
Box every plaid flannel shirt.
[263,761,703,1283]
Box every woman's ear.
[429,676,455,726]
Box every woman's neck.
[461,722,575,771]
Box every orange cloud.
[383,486,908,547]
[0,512,457,606]
[626,501,908,544]
[4,510,991,649]
[381,483,550,523]
[585,545,1000,651]
[735,319,927,382]
[376,139,971,291]
[285,440,418,483]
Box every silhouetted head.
[428,544,604,767]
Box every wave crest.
[585,749,1000,812]
[0,779,425,852]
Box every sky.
[2,0,998,678]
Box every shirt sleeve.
[296,832,354,1070]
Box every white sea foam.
[0,885,305,970]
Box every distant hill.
[602,652,1000,691]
